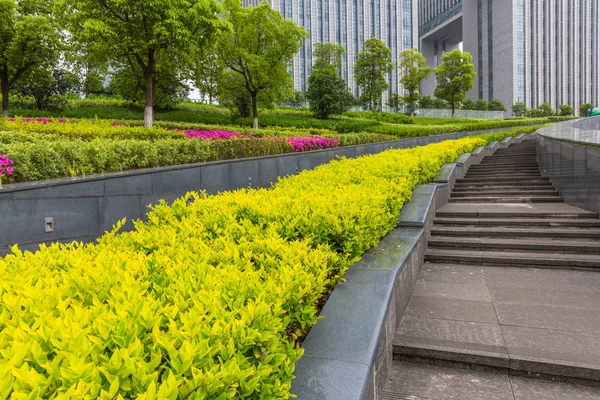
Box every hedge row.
[0,126,538,398]
[0,133,292,183]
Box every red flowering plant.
[0,154,14,188]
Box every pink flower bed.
[7,117,66,124]
[0,154,14,178]
[178,129,253,140]
[286,136,340,152]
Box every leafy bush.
[0,127,537,398]
[343,111,414,125]
[1,137,292,182]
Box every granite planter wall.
[537,118,600,214]
[0,126,523,255]
[291,135,528,400]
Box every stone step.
[461,173,543,179]
[431,226,600,239]
[428,236,600,254]
[451,191,559,198]
[467,167,541,173]
[452,185,555,194]
[433,217,600,227]
[448,196,563,203]
[424,249,600,269]
[457,177,550,183]
[453,183,555,190]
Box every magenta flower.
[182,129,253,140]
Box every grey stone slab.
[412,279,492,302]
[435,163,457,183]
[394,316,508,363]
[397,186,437,227]
[10,180,105,199]
[472,146,486,156]
[0,198,99,245]
[301,280,390,366]
[495,303,600,334]
[502,325,600,368]
[455,153,471,166]
[347,228,423,281]
[229,160,259,190]
[99,196,142,233]
[199,163,230,195]
[256,157,279,189]
[275,155,299,178]
[488,286,600,309]
[405,296,498,324]
[104,174,153,196]
[152,167,201,195]
[290,356,370,400]
[383,361,514,400]
[419,264,487,285]
[511,375,600,400]
[483,267,600,292]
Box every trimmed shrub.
[0,126,538,398]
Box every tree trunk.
[143,70,154,128]
[0,69,9,118]
[451,103,455,118]
[251,93,259,129]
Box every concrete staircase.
[383,140,600,399]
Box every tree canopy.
[216,0,307,129]
[488,99,506,112]
[0,0,61,117]
[312,43,345,71]
[434,50,475,117]
[59,0,225,127]
[355,38,394,111]
[398,48,430,117]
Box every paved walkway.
[384,140,600,399]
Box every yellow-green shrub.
[0,127,533,398]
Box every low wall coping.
[537,117,600,146]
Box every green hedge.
[0,127,542,398]
[1,135,292,182]
[342,111,414,125]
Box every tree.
[488,99,506,112]
[306,66,354,119]
[559,104,574,116]
[0,0,61,117]
[109,58,190,110]
[461,98,474,110]
[512,102,527,117]
[313,43,345,71]
[432,98,448,109]
[419,95,434,109]
[59,0,224,127]
[398,48,430,117]
[15,67,79,110]
[194,52,222,104]
[580,102,595,117]
[536,102,555,117]
[387,93,403,113]
[434,50,476,117]
[217,0,307,129]
[287,90,305,108]
[473,99,489,110]
[355,38,394,111]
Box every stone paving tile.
[412,280,492,302]
[501,325,600,367]
[405,296,499,325]
[488,286,600,309]
[437,203,597,216]
[495,303,600,334]
[483,267,600,292]
[383,361,514,400]
[419,263,486,284]
[395,316,507,356]
[511,376,600,400]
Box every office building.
[420,0,600,115]
[242,0,419,102]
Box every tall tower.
[419,0,600,116]
[242,0,419,103]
